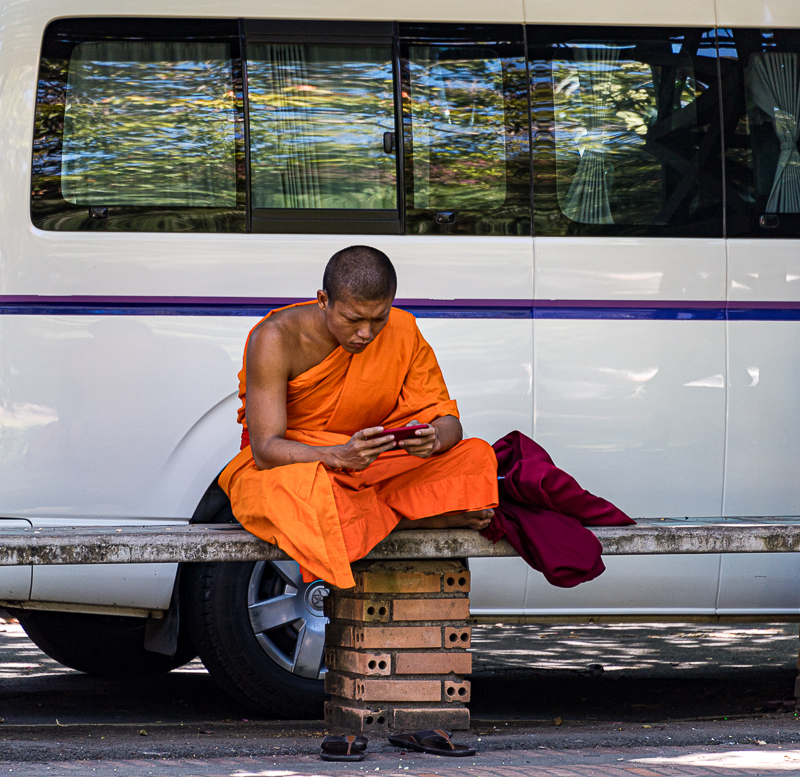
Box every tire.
[15,609,197,677]
[182,560,328,718]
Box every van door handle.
[760,214,780,228]
[383,132,394,154]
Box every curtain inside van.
[558,47,620,225]
[747,52,800,213]
[62,41,237,207]
[247,44,396,210]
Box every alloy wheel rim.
[246,560,328,680]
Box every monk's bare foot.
[441,508,494,530]
[396,509,494,532]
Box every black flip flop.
[388,729,476,757]
[319,734,368,761]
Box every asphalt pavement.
[2,614,800,773]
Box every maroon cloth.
[481,431,635,588]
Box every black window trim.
[244,19,402,235]
[30,17,248,234]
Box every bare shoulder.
[247,311,298,372]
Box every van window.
[247,44,397,211]
[31,19,246,232]
[529,27,724,237]
[721,29,800,237]
[400,24,530,236]
[407,46,507,210]
[62,42,237,208]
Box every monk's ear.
[317,290,329,310]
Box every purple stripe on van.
[0,295,800,320]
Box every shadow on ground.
[1,617,798,726]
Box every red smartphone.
[380,424,429,443]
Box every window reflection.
[247,44,397,210]
[531,28,723,237]
[722,29,800,235]
[552,44,700,225]
[408,47,507,209]
[62,42,238,207]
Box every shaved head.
[323,246,397,305]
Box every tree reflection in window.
[247,44,396,210]
[62,42,238,207]
[408,47,507,210]
[552,43,701,225]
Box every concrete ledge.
[1,520,800,566]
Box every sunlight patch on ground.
[634,749,800,769]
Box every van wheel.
[15,609,197,677]
[183,560,328,718]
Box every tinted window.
[401,25,530,236]
[32,19,245,232]
[529,27,724,237]
[247,43,397,211]
[721,29,800,237]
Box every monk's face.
[319,291,394,354]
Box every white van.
[2,0,800,718]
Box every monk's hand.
[399,421,438,459]
[335,427,397,470]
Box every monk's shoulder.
[247,310,298,363]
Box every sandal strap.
[433,729,456,750]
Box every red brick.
[355,625,441,649]
[324,671,355,699]
[390,705,470,731]
[444,679,471,702]
[334,597,390,622]
[443,569,471,593]
[392,598,470,621]
[356,569,441,594]
[395,651,472,675]
[444,626,471,648]
[326,623,354,647]
[324,702,388,734]
[355,678,441,702]
[325,648,391,675]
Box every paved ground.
[3,615,800,774]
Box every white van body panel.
[523,0,716,27]
[725,240,800,517]
[0,520,32,600]
[716,0,800,29]
[26,519,181,609]
[522,555,721,616]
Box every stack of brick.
[323,559,472,735]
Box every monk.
[219,245,498,589]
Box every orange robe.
[219,302,498,589]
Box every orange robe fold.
[219,303,498,589]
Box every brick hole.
[368,660,377,669]
[447,686,455,696]
[378,606,387,616]
[378,660,387,670]
[448,632,458,643]
[460,633,469,642]
[458,577,467,586]
[446,576,455,586]
[458,687,467,696]
[367,606,376,615]
[365,716,374,725]
[377,716,386,724]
